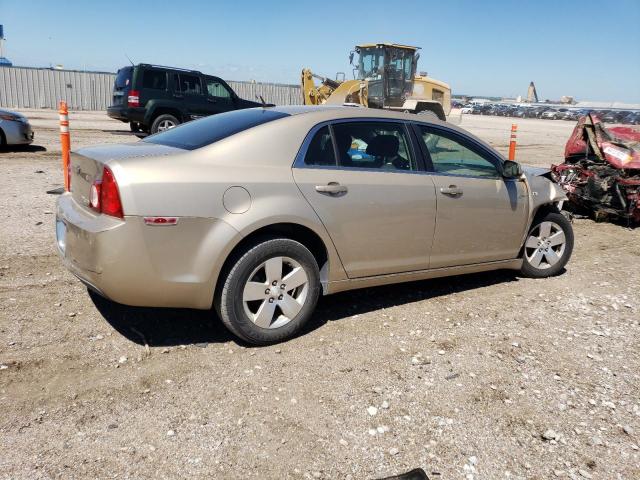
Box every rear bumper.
[55,193,241,309]
[106,106,146,124]
[1,120,34,145]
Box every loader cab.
[354,44,418,108]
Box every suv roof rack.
[138,63,202,74]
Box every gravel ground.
[0,110,638,480]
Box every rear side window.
[114,67,132,88]
[175,74,202,95]
[142,70,167,90]
[143,108,290,150]
[304,126,336,166]
[332,122,417,171]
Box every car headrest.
[366,135,399,157]
[334,131,353,155]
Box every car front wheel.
[217,238,321,345]
[521,211,573,278]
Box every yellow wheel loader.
[302,43,451,120]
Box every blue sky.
[1,0,639,102]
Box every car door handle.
[315,183,348,195]
[440,185,463,196]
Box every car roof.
[267,105,437,122]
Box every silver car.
[0,108,34,147]
[56,106,573,345]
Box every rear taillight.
[127,90,140,107]
[90,166,123,218]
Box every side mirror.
[349,51,354,65]
[502,160,523,178]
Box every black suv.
[107,64,263,134]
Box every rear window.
[115,67,132,89]
[143,108,290,150]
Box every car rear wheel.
[150,114,180,134]
[521,211,573,278]
[217,238,321,345]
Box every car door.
[204,76,235,115]
[413,123,529,269]
[173,73,207,120]
[292,120,437,279]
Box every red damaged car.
[552,113,640,224]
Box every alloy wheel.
[524,221,567,270]
[157,119,176,131]
[242,256,309,329]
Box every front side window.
[177,74,202,95]
[142,70,167,90]
[206,78,231,99]
[332,122,416,171]
[304,126,336,166]
[415,125,499,178]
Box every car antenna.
[256,95,267,107]
[125,53,135,66]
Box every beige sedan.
[56,106,573,344]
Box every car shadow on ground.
[304,269,521,336]
[90,269,521,348]
[89,290,234,347]
[0,144,46,153]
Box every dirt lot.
[1,110,638,480]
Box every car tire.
[216,238,321,345]
[0,129,5,150]
[150,114,180,134]
[520,211,573,278]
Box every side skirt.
[324,258,523,295]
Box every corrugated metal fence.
[0,66,302,110]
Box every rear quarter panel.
[109,116,348,295]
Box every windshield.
[143,108,290,150]
[358,47,384,80]
[115,67,132,89]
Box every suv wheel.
[521,211,573,278]
[151,114,180,134]
[217,238,321,345]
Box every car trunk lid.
[70,142,185,211]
